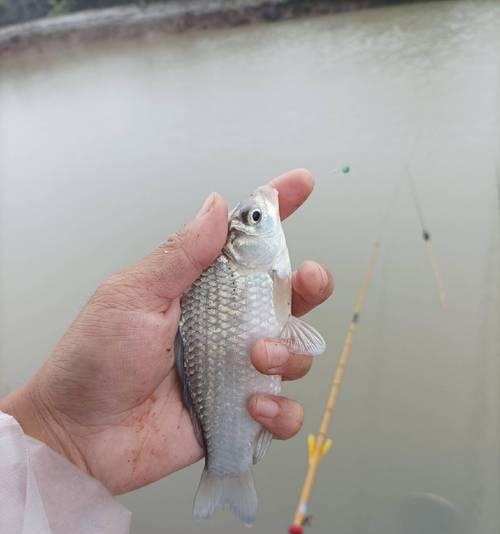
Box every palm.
[42,296,203,495]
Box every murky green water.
[1,1,500,532]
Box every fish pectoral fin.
[253,428,273,464]
[175,330,204,449]
[280,316,326,356]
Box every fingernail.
[196,193,216,219]
[315,263,329,294]
[254,396,279,418]
[265,341,289,371]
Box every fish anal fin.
[253,427,273,464]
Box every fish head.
[224,185,286,270]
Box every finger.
[268,168,314,221]
[248,395,304,440]
[129,193,228,301]
[251,339,312,381]
[292,261,334,317]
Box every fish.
[176,185,326,525]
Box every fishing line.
[406,164,447,308]
[496,166,500,223]
[466,170,500,532]
[406,164,428,237]
[375,172,404,246]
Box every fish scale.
[180,255,281,476]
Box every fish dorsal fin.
[253,427,273,464]
[175,330,204,449]
[280,316,326,356]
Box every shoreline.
[0,0,440,54]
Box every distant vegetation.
[0,0,158,27]
[48,0,69,16]
[0,0,431,29]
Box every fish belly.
[180,256,282,475]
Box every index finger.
[268,168,314,220]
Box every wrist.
[0,379,89,475]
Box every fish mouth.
[227,204,239,223]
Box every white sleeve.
[0,411,131,534]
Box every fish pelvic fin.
[193,466,257,526]
[280,315,326,356]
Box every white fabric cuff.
[0,411,131,534]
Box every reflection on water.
[381,493,466,534]
[1,1,500,533]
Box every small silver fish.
[176,185,325,524]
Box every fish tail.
[193,465,257,525]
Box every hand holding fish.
[0,169,333,513]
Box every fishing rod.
[288,240,380,534]
[406,165,447,308]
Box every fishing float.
[332,165,351,175]
[288,239,380,534]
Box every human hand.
[0,169,333,495]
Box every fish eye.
[250,208,262,224]
[239,206,263,226]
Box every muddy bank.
[0,0,441,53]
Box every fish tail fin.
[193,465,257,525]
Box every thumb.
[110,193,228,309]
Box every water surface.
[1,1,500,532]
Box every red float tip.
[288,525,303,534]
